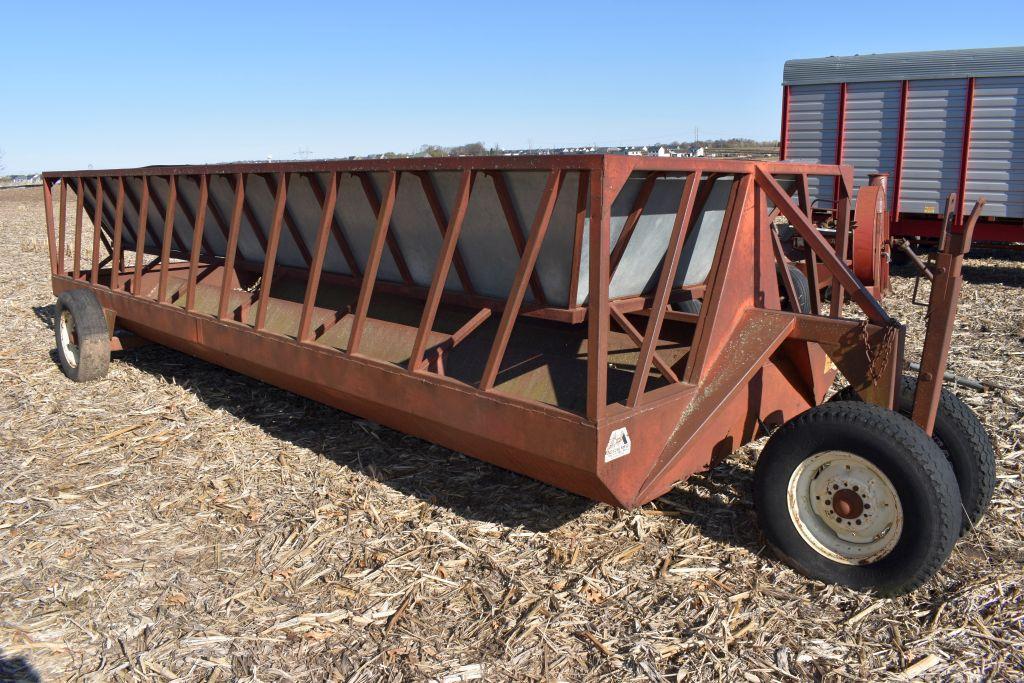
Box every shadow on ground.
[116,343,599,533]
[29,300,762,550]
[0,653,41,683]
[32,304,55,331]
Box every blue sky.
[2,0,1022,173]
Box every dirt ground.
[1,184,1022,681]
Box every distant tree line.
[656,138,779,149]
[377,142,503,159]
[369,138,778,159]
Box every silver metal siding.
[784,47,1024,85]
[900,79,967,215]
[966,76,1024,218]
[842,81,902,209]
[786,83,840,205]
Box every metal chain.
[859,320,897,385]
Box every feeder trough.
[40,155,996,595]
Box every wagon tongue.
[908,192,985,436]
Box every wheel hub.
[831,488,863,519]
[58,309,80,369]
[787,450,903,565]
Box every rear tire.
[754,401,960,595]
[778,263,811,313]
[831,376,996,535]
[55,290,110,382]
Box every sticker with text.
[604,427,631,463]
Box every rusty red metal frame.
[185,175,210,311]
[307,172,361,276]
[357,172,413,286]
[298,171,339,343]
[487,170,548,305]
[911,195,984,433]
[218,174,246,320]
[43,155,910,508]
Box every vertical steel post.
[912,199,984,433]
[348,171,397,354]
[57,179,67,275]
[779,85,790,160]
[132,177,150,295]
[586,167,610,421]
[255,173,289,331]
[73,178,84,279]
[490,171,548,305]
[627,172,701,406]
[89,177,105,285]
[218,174,246,320]
[357,172,413,285]
[480,170,562,392]
[185,175,210,312]
[110,178,125,291]
[417,171,476,295]
[43,180,57,275]
[567,171,589,309]
[409,170,475,371]
[297,171,338,343]
[157,176,178,302]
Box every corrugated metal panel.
[900,79,967,215]
[784,47,1024,85]
[785,83,840,205]
[842,81,902,209]
[966,76,1024,218]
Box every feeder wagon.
[41,155,995,595]
[781,46,1024,247]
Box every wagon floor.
[129,264,692,414]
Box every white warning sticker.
[604,427,632,463]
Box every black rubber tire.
[778,263,811,314]
[671,299,702,315]
[54,289,110,382]
[831,376,996,535]
[754,401,961,596]
[889,246,911,267]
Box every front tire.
[754,401,960,595]
[55,290,110,382]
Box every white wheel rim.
[58,309,80,369]
[786,450,903,565]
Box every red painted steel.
[185,175,210,311]
[779,85,790,160]
[42,155,916,509]
[349,171,397,354]
[912,196,984,433]
[298,172,339,343]
[892,216,1022,243]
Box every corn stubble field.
[0,184,1022,681]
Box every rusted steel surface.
[44,155,913,508]
[912,195,985,434]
